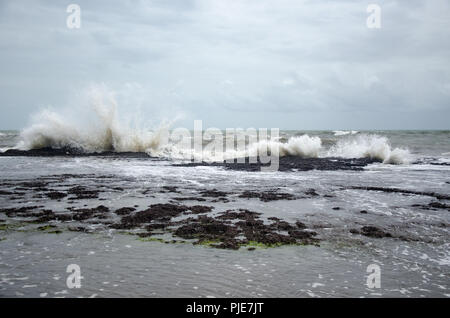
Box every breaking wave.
[327,134,411,164]
[278,135,322,157]
[17,86,170,153]
[181,134,409,164]
[13,86,410,165]
[187,135,322,162]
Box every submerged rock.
[45,192,67,200]
[175,156,380,172]
[0,147,152,158]
[350,186,450,200]
[350,226,392,238]
[114,207,136,215]
[239,190,295,202]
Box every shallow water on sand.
[0,154,449,297]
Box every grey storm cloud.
[0,0,449,129]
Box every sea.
[0,124,449,298]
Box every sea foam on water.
[327,134,411,164]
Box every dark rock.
[0,147,153,158]
[187,205,214,214]
[295,221,307,229]
[114,204,189,229]
[217,209,262,220]
[146,223,167,231]
[172,197,207,202]
[174,156,380,172]
[270,220,295,231]
[160,186,179,193]
[45,192,67,200]
[67,186,99,200]
[304,189,319,196]
[351,226,392,238]
[70,205,109,221]
[288,230,317,240]
[239,190,295,202]
[428,202,450,210]
[199,189,229,198]
[114,207,136,215]
[0,206,40,217]
[175,217,238,240]
[350,186,450,200]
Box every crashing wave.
[327,134,411,164]
[14,86,410,165]
[17,86,169,153]
[149,134,322,163]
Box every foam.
[17,86,170,153]
[327,134,411,164]
[333,130,358,136]
[15,86,411,165]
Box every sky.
[0,0,449,130]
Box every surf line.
[191,120,280,172]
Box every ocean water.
[0,127,449,298]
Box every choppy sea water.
[0,130,449,298]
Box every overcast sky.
[0,0,449,130]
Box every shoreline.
[0,147,382,172]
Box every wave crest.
[327,134,411,164]
[14,86,410,165]
[333,130,358,136]
[279,135,322,157]
[17,86,169,153]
